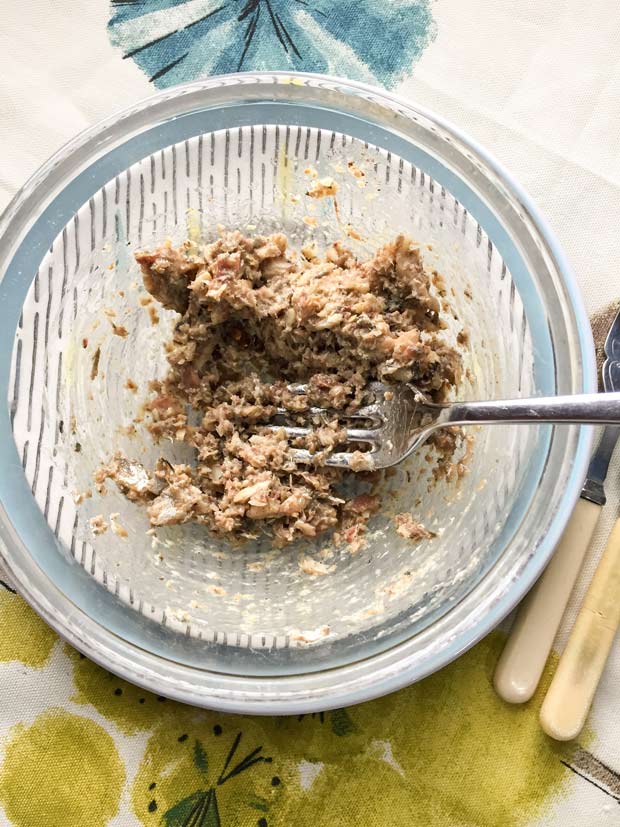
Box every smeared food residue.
[110,322,129,338]
[89,515,108,535]
[298,556,334,577]
[110,513,128,538]
[90,347,101,381]
[394,513,434,541]
[306,177,339,199]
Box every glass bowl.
[0,72,595,714]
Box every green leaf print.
[194,740,209,774]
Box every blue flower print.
[108,0,436,89]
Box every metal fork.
[268,383,620,470]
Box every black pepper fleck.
[178,733,188,743]
[114,688,123,696]
[213,724,222,736]
[148,782,156,791]
[148,800,157,813]
[271,776,281,787]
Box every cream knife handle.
[494,498,601,703]
[540,518,620,741]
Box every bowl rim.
[0,70,596,714]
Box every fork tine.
[287,448,376,469]
[266,425,311,439]
[275,406,379,419]
[354,405,383,421]
[275,406,331,417]
[345,428,381,442]
[265,424,380,443]
[275,406,383,423]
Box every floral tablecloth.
[2,2,620,825]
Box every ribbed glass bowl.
[0,73,595,714]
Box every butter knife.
[494,307,620,703]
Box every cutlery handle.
[540,517,620,741]
[448,392,620,425]
[493,498,601,703]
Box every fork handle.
[540,517,620,740]
[446,392,620,425]
[493,497,601,704]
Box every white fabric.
[2,2,620,824]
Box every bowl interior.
[9,119,546,675]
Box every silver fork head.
[267,382,442,470]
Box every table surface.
[2,2,620,825]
